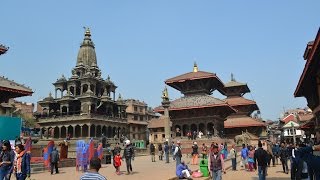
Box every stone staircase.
[30,162,45,174]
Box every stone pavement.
[31,155,291,180]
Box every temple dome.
[76,28,97,67]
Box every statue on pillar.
[162,86,169,102]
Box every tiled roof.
[0,76,33,94]
[224,97,257,106]
[147,117,172,129]
[281,114,296,124]
[224,115,266,128]
[298,114,314,122]
[155,94,233,111]
[165,71,218,83]
[224,80,247,88]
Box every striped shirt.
[80,172,107,180]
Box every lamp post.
[291,122,296,145]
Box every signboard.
[0,116,21,140]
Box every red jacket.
[114,155,122,167]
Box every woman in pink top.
[247,146,255,171]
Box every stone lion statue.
[234,132,251,145]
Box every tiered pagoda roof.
[156,63,236,115]
[224,115,265,128]
[223,74,263,128]
[165,63,224,95]
[0,76,33,103]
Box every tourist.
[80,157,107,180]
[248,146,255,172]
[0,140,15,180]
[198,131,203,139]
[174,141,182,167]
[289,143,298,179]
[279,142,289,174]
[187,132,192,140]
[164,140,170,163]
[241,144,248,170]
[113,143,121,156]
[176,160,193,180]
[272,143,280,165]
[50,147,59,175]
[191,142,198,165]
[254,141,268,180]
[266,140,274,167]
[223,142,228,160]
[14,144,31,180]
[209,144,225,180]
[229,144,237,171]
[171,142,176,161]
[295,143,309,180]
[150,143,156,162]
[201,143,208,159]
[122,140,134,175]
[113,151,122,175]
[158,143,163,161]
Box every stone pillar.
[80,126,83,137]
[213,120,218,137]
[55,89,57,99]
[73,126,76,138]
[61,90,63,98]
[89,125,91,137]
[59,127,61,139]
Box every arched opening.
[175,125,181,137]
[96,125,102,137]
[113,127,117,138]
[191,124,197,133]
[82,84,88,93]
[61,126,66,138]
[90,84,95,93]
[62,106,67,115]
[70,86,75,96]
[90,124,96,137]
[118,127,121,138]
[122,128,126,136]
[75,125,81,138]
[67,126,73,138]
[182,124,189,136]
[207,122,214,137]
[90,104,96,114]
[199,123,205,134]
[54,127,60,138]
[107,126,112,138]
[82,124,89,137]
[102,126,107,137]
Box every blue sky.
[1,1,319,120]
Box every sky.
[1,1,319,121]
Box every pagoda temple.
[222,74,266,138]
[36,29,128,139]
[0,44,33,116]
[155,63,236,138]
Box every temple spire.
[162,86,169,101]
[231,73,235,81]
[193,62,198,72]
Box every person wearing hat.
[174,141,182,167]
[191,142,198,165]
[209,144,225,180]
[0,140,15,180]
[122,140,135,175]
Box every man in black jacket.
[122,140,135,175]
[279,142,289,174]
[50,147,59,175]
[254,141,268,180]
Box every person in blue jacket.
[176,160,193,180]
[14,144,31,180]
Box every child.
[113,152,122,175]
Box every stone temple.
[36,28,128,140]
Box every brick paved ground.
[31,155,291,180]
